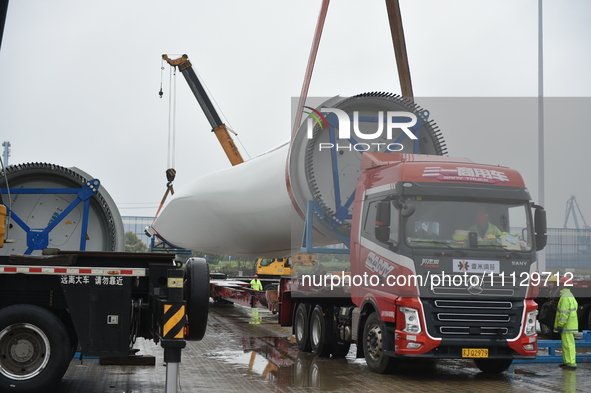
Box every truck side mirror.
[401,204,415,218]
[375,201,391,243]
[534,206,547,251]
[390,193,414,217]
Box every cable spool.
[0,163,124,255]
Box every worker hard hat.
[548,275,558,282]
[254,274,258,278]
[559,276,572,285]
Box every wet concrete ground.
[56,302,589,392]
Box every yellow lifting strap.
[0,204,6,248]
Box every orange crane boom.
[162,54,244,166]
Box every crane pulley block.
[166,168,176,183]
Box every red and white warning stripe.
[0,265,147,276]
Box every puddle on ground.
[513,368,539,376]
[203,336,360,390]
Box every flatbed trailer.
[0,251,209,393]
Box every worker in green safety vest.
[250,275,263,291]
[554,276,579,370]
[468,209,502,238]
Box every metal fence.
[546,228,591,269]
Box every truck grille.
[434,299,513,309]
[437,313,510,323]
[440,326,509,335]
[427,274,518,297]
[422,298,523,339]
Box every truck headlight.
[400,307,421,334]
[524,310,538,336]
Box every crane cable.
[153,63,177,223]
[193,68,251,160]
[167,63,177,171]
[291,0,330,139]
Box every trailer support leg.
[159,268,187,393]
[165,362,179,393]
[164,347,181,393]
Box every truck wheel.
[0,305,72,392]
[538,301,557,338]
[363,312,397,374]
[539,321,553,338]
[310,305,331,357]
[473,358,513,373]
[295,303,311,352]
[185,257,210,341]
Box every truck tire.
[0,305,72,392]
[538,301,559,339]
[185,258,210,341]
[308,305,351,358]
[473,358,513,373]
[363,312,397,374]
[310,305,331,357]
[295,303,312,352]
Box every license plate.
[462,348,488,358]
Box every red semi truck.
[275,152,548,374]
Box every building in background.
[546,228,591,270]
[122,216,153,246]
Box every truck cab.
[256,253,317,278]
[349,152,546,373]
[256,257,291,277]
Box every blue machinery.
[301,111,429,254]
[150,232,192,256]
[0,179,101,254]
[513,331,591,363]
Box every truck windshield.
[404,198,532,251]
[259,259,275,267]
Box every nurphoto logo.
[303,107,418,152]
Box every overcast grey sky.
[1,0,590,228]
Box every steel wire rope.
[152,64,179,224]
[193,68,251,160]
[168,65,177,169]
[291,0,330,139]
